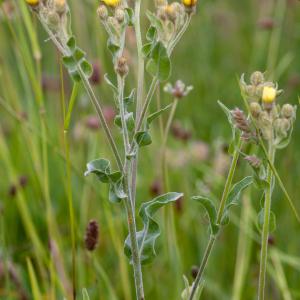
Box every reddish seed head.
[85,220,99,251]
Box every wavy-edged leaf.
[84,158,125,203]
[192,196,219,235]
[221,176,254,225]
[114,112,135,132]
[124,192,183,264]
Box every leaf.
[275,125,294,149]
[114,112,135,132]
[146,42,171,81]
[135,131,152,147]
[66,36,76,53]
[217,100,236,143]
[257,209,277,233]
[107,38,120,57]
[146,26,157,41]
[124,192,183,264]
[124,89,135,108]
[85,159,125,203]
[124,7,134,26]
[82,288,90,300]
[146,103,172,129]
[104,74,118,93]
[81,60,93,78]
[221,176,254,225]
[226,176,254,208]
[146,10,163,31]
[181,275,204,300]
[192,196,219,235]
[142,43,154,58]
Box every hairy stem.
[189,138,242,300]
[258,142,275,300]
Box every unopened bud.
[115,56,129,77]
[47,11,60,29]
[250,102,262,118]
[250,71,264,86]
[182,0,197,13]
[165,4,177,22]
[281,104,295,119]
[115,8,125,23]
[97,5,108,20]
[54,0,67,14]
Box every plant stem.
[124,174,145,300]
[258,142,275,300]
[189,138,242,300]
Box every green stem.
[258,143,275,300]
[189,138,242,300]
[124,174,145,300]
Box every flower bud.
[250,71,264,86]
[250,102,262,118]
[54,0,67,14]
[97,5,108,20]
[25,0,39,7]
[165,4,177,22]
[274,118,290,137]
[281,104,295,119]
[182,0,197,7]
[262,86,276,103]
[102,0,120,8]
[47,11,60,29]
[115,56,129,77]
[115,8,125,23]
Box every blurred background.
[0,0,300,299]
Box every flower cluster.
[240,71,296,146]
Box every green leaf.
[146,26,157,41]
[226,176,254,208]
[62,55,77,69]
[257,209,277,233]
[124,89,135,108]
[124,7,134,26]
[142,43,154,58]
[146,42,171,81]
[114,112,135,132]
[217,100,236,143]
[135,131,152,147]
[124,192,183,264]
[107,38,120,57]
[104,74,118,93]
[146,103,172,129]
[220,176,254,225]
[85,159,126,203]
[74,48,85,62]
[82,288,90,300]
[275,125,294,149]
[81,60,93,78]
[146,11,163,31]
[66,36,76,53]
[192,196,219,235]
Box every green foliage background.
[0,0,300,299]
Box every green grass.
[0,0,300,299]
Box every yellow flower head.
[262,86,276,103]
[182,0,197,7]
[25,0,39,6]
[102,0,120,8]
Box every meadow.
[0,0,300,299]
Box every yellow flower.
[25,0,39,6]
[102,0,120,7]
[262,86,277,103]
[182,0,197,7]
